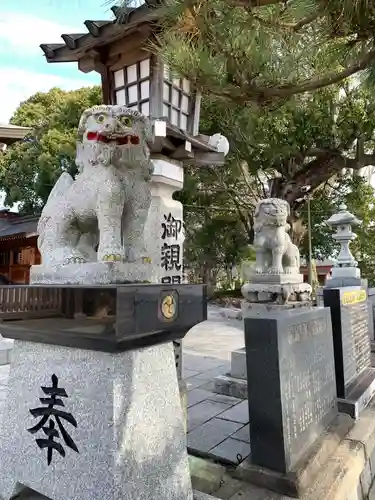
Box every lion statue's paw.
[269,266,284,275]
[101,254,124,263]
[62,253,87,265]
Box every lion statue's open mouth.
[86,131,140,146]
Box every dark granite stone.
[244,307,337,475]
[323,287,375,418]
[0,284,207,352]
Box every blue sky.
[0,1,121,122]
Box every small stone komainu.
[253,198,300,275]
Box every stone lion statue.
[37,104,154,268]
[253,198,300,275]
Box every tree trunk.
[202,263,217,298]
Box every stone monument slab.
[242,307,348,496]
[323,287,375,418]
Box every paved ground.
[183,307,251,465]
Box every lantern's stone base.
[30,261,155,285]
[0,340,193,500]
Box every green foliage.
[299,175,375,285]
[0,86,102,213]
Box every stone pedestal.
[241,281,312,309]
[0,341,192,500]
[240,307,352,497]
[0,284,207,500]
[323,287,375,418]
[30,261,155,285]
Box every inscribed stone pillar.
[145,155,185,380]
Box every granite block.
[187,400,231,431]
[231,348,247,380]
[212,374,248,400]
[0,339,192,500]
[209,437,250,464]
[216,400,249,424]
[187,418,243,453]
[30,261,156,285]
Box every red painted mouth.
[86,132,140,145]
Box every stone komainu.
[37,105,154,268]
[253,198,300,275]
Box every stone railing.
[0,286,62,319]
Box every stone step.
[212,374,248,400]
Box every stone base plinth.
[233,414,353,498]
[242,282,312,306]
[242,301,312,318]
[331,266,360,279]
[30,261,156,285]
[337,367,375,419]
[249,273,305,284]
[325,277,365,288]
[0,340,192,500]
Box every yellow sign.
[341,290,367,305]
[161,294,177,320]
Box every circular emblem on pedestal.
[161,294,176,320]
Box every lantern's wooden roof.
[40,3,159,63]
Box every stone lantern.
[325,203,363,287]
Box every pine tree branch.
[252,11,321,31]
[216,47,375,104]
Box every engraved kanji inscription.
[161,213,183,240]
[28,374,79,465]
[161,243,182,271]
